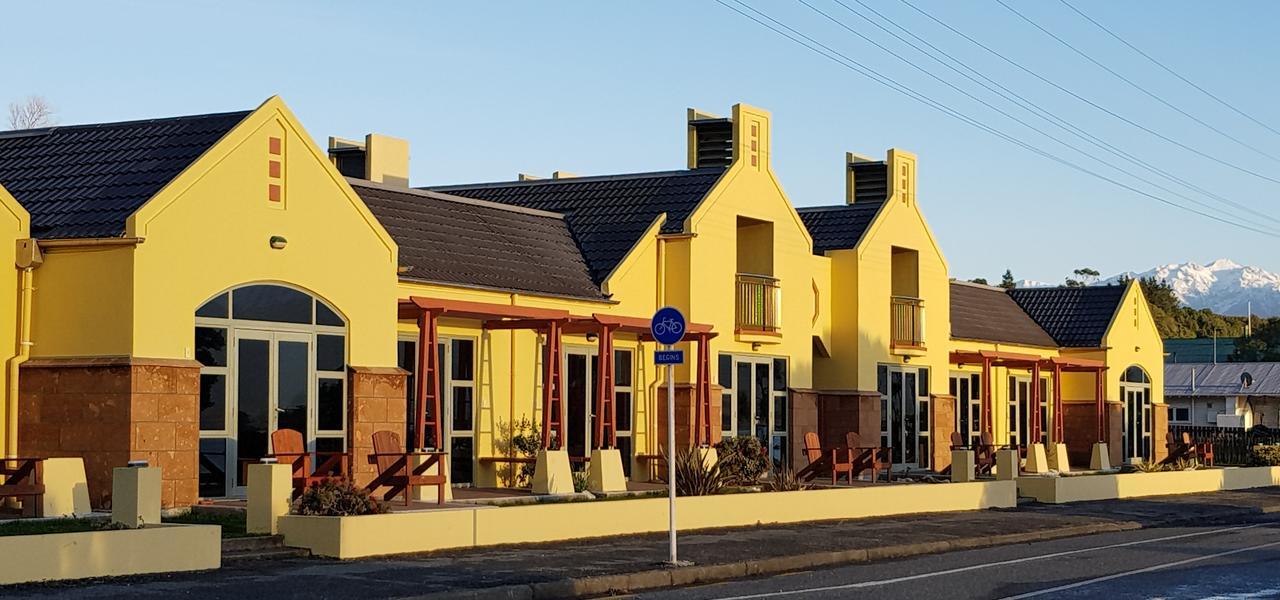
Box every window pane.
[616,391,632,432]
[277,341,309,435]
[452,386,474,431]
[196,293,228,319]
[236,339,270,487]
[198,438,227,498]
[398,340,417,445]
[773,393,787,431]
[195,327,227,368]
[614,350,633,388]
[318,378,344,431]
[736,363,751,435]
[451,437,474,485]
[877,365,888,395]
[919,399,929,432]
[718,354,732,387]
[317,335,345,372]
[721,392,733,432]
[315,301,344,326]
[232,285,312,324]
[617,436,633,477]
[397,340,416,372]
[199,374,225,431]
[452,340,474,381]
[772,358,787,391]
[917,367,929,397]
[315,437,344,453]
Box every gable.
[0,110,249,238]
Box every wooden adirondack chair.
[0,458,44,517]
[268,429,348,497]
[800,431,855,485]
[1169,432,1215,466]
[367,430,448,506]
[975,432,998,474]
[846,431,892,483]
[949,431,967,450]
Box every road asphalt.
[639,521,1280,599]
[1,488,1278,599]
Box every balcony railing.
[736,273,781,334]
[891,296,925,348]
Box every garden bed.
[0,523,220,585]
[1017,466,1280,504]
[279,480,1016,559]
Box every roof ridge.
[346,178,568,220]
[795,203,881,213]
[0,109,253,138]
[950,279,1009,293]
[423,167,724,191]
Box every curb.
[408,508,1280,600]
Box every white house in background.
[1165,362,1280,429]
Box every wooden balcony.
[891,296,925,350]
[736,274,781,335]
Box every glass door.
[880,365,930,469]
[1124,386,1152,461]
[949,373,982,448]
[719,355,789,466]
[229,330,312,495]
[1009,376,1030,448]
[563,348,597,459]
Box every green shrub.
[714,436,770,485]
[1249,443,1280,466]
[572,470,590,494]
[292,478,386,516]
[767,466,809,492]
[671,447,729,496]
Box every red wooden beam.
[415,311,442,451]
[1096,367,1106,443]
[542,321,564,450]
[981,357,992,436]
[695,333,713,446]
[1031,360,1042,444]
[1053,362,1064,443]
[593,324,615,449]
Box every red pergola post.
[981,357,993,436]
[1095,367,1106,443]
[694,333,712,447]
[542,321,564,450]
[593,324,615,449]
[415,310,442,451]
[1052,362,1064,443]
[1031,361,1042,444]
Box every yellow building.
[0,97,1164,507]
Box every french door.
[879,365,930,469]
[564,347,598,458]
[230,330,311,495]
[718,355,790,466]
[1123,385,1153,461]
[949,373,982,448]
[1008,376,1030,448]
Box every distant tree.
[7,96,54,130]
[1065,267,1101,287]
[1232,318,1280,361]
[998,269,1016,290]
[1119,274,1248,339]
[969,277,989,285]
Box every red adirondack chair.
[367,430,448,506]
[846,431,892,483]
[269,429,347,497]
[800,431,855,485]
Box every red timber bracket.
[1095,366,1106,443]
[593,323,616,449]
[416,310,443,450]
[542,320,565,450]
[1030,360,1042,443]
[1053,362,1065,443]
[694,333,713,447]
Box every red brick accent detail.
[269,160,282,178]
[268,137,282,155]
[349,367,408,488]
[268,184,281,202]
[18,358,200,509]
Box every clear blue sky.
[5,1,1279,283]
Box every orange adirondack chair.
[974,432,997,474]
[801,431,855,485]
[367,430,448,506]
[269,429,347,497]
[846,431,892,483]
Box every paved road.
[641,523,1280,600]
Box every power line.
[797,0,1280,228]
[994,0,1280,165]
[820,0,1280,226]
[1059,0,1280,139]
[713,0,1280,239]
[898,0,1280,187]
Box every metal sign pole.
[667,343,677,564]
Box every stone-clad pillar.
[348,366,408,488]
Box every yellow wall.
[125,97,400,367]
[1100,279,1165,406]
[30,246,134,357]
[0,524,220,584]
[0,184,28,456]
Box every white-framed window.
[614,347,635,477]
[948,372,982,447]
[718,353,790,466]
[1168,406,1191,423]
[397,334,477,485]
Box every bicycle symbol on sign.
[653,318,683,336]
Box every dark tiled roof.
[423,169,724,284]
[351,180,604,300]
[0,111,250,238]
[1008,285,1127,347]
[796,200,886,254]
[949,281,1057,347]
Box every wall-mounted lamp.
[903,355,912,364]
[269,235,288,250]
[751,342,761,351]
[586,333,599,343]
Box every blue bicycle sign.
[650,307,686,346]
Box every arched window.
[194,283,347,498]
[1121,366,1150,384]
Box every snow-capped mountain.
[1100,259,1280,317]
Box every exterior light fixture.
[903,356,912,363]
[586,333,599,342]
[269,235,288,249]
[751,342,761,351]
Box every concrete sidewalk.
[4,488,1280,600]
